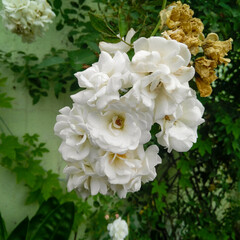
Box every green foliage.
[26,198,74,240]
[0,74,14,109]
[0,213,7,240]
[152,180,167,213]
[0,198,74,240]
[7,217,29,240]
[0,133,63,204]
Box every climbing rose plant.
[54,1,232,199]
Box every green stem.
[150,0,167,36]
[0,116,13,135]
[118,37,133,47]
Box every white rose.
[131,37,195,119]
[95,145,161,198]
[54,104,91,162]
[63,156,111,199]
[107,217,128,240]
[99,28,135,55]
[1,0,55,42]
[156,95,205,152]
[86,101,153,153]
[72,51,135,110]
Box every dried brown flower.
[161,2,204,55]
[181,18,204,36]
[195,57,218,84]
[159,2,233,97]
[202,33,233,65]
[166,1,194,30]
[194,57,218,97]
[195,77,213,97]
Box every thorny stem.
[150,0,167,36]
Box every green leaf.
[41,171,61,200]
[0,213,7,240]
[0,135,21,160]
[101,35,121,43]
[70,80,80,92]
[179,175,192,189]
[32,95,40,105]
[68,49,97,70]
[192,136,212,156]
[152,181,167,197]
[25,190,43,205]
[155,201,166,214]
[14,167,36,188]
[54,82,63,98]
[37,57,65,69]
[56,21,64,31]
[70,1,79,8]
[81,5,91,11]
[26,198,75,240]
[118,8,128,37]
[7,217,29,240]
[89,12,115,36]
[31,142,49,157]
[53,0,62,9]
[64,8,78,15]
[0,93,14,108]
[177,159,190,175]
[0,76,8,87]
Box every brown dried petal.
[160,8,172,29]
[185,36,202,55]
[164,29,185,42]
[181,18,204,36]
[195,57,218,84]
[164,29,201,55]
[167,1,194,29]
[203,35,233,64]
[195,77,213,97]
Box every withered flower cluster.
[195,33,232,97]
[160,2,233,97]
[161,1,204,55]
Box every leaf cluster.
[0,198,74,240]
[0,48,96,104]
[0,74,14,109]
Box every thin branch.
[150,0,167,36]
[0,116,13,135]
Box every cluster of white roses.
[1,0,55,42]
[107,217,128,240]
[54,29,205,198]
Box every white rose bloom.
[54,104,91,162]
[109,145,162,198]
[86,101,153,153]
[131,37,195,120]
[72,51,136,110]
[54,34,206,198]
[63,144,161,199]
[156,95,205,152]
[95,145,161,197]
[99,28,135,55]
[1,0,55,42]
[63,159,110,199]
[107,217,128,240]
